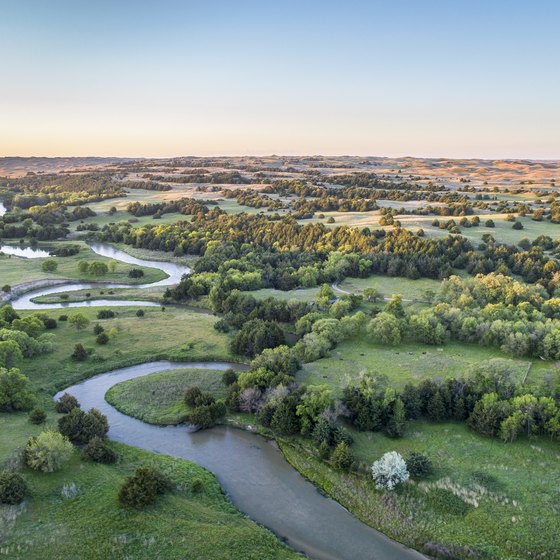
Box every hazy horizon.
[2,0,559,159]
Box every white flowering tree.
[371,451,409,490]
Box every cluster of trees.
[142,171,255,184]
[126,197,215,218]
[341,367,560,444]
[0,306,55,369]
[184,386,226,428]
[221,188,286,211]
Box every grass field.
[298,337,555,392]
[0,414,298,560]
[106,367,231,425]
[0,240,166,288]
[336,276,441,301]
[280,421,560,560]
[18,306,235,395]
[31,286,166,304]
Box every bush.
[96,309,115,319]
[214,319,230,333]
[406,452,433,478]
[191,478,204,493]
[0,470,27,504]
[29,407,47,425]
[188,406,214,429]
[93,324,104,335]
[58,407,109,444]
[512,221,523,230]
[184,386,202,407]
[118,467,170,509]
[128,268,144,278]
[222,368,238,386]
[1,285,11,293]
[83,437,118,464]
[58,315,68,322]
[42,318,57,329]
[96,332,109,345]
[25,431,73,472]
[55,392,80,413]
[41,259,58,273]
[71,343,88,361]
[136,309,145,318]
[0,367,36,411]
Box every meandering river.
[9,240,424,559]
[10,243,190,310]
[56,361,425,560]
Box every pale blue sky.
[1,0,559,158]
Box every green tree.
[88,262,109,276]
[0,367,35,411]
[367,312,402,345]
[68,313,89,330]
[41,259,58,273]
[331,441,353,470]
[0,340,23,369]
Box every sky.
[1,0,559,159]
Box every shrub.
[58,315,68,322]
[42,318,57,329]
[194,391,215,407]
[184,386,202,407]
[371,451,409,490]
[118,467,170,509]
[68,313,89,330]
[0,470,27,504]
[41,259,58,273]
[128,268,144,278]
[58,407,109,444]
[136,309,145,318]
[222,368,238,386]
[318,441,331,460]
[25,431,73,472]
[188,406,214,429]
[0,367,35,411]
[1,285,11,293]
[55,392,80,413]
[96,309,115,319]
[406,452,433,478]
[29,407,47,425]
[71,343,88,361]
[96,332,109,345]
[83,437,118,464]
[93,324,104,335]
[191,478,204,493]
[214,319,230,333]
[331,442,353,471]
[512,221,523,230]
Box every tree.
[184,386,202,407]
[96,332,109,345]
[367,312,402,345]
[0,367,35,411]
[426,391,446,422]
[230,319,285,357]
[468,393,509,437]
[0,340,23,369]
[331,441,353,470]
[71,343,88,361]
[0,470,27,504]
[88,262,109,276]
[499,410,524,443]
[128,268,144,278]
[384,295,405,318]
[362,287,380,303]
[41,259,58,273]
[55,392,80,413]
[385,397,406,438]
[118,467,170,509]
[271,396,301,435]
[371,451,409,490]
[406,452,433,478]
[136,309,145,318]
[29,407,47,425]
[58,407,109,444]
[25,431,73,472]
[84,436,118,463]
[69,313,89,330]
[78,260,90,274]
[222,368,238,386]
